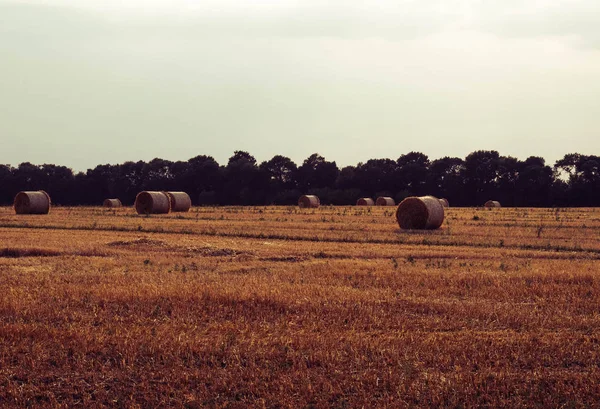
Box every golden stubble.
[0,206,599,408]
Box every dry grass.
[0,206,599,408]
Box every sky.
[1,0,599,171]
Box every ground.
[0,205,599,408]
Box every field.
[1,205,600,408]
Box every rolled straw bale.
[376,197,395,206]
[14,191,51,215]
[396,195,445,230]
[484,200,501,208]
[103,198,122,208]
[165,191,192,212]
[298,195,320,208]
[135,191,171,215]
[356,198,375,206]
[439,198,449,208]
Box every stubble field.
[1,205,599,408]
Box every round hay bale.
[298,195,320,208]
[103,198,122,208]
[484,200,501,208]
[396,195,445,230]
[14,191,51,215]
[376,197,395,206]
[356,198,375,206]
[135,191,171,215]
[165,192,192,212]
[439,198,449,208]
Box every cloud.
[467,0,600,49]
[0,1,463,41]
[4,0,600,46]
[1,0,599,170]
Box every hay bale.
[298,195,320,208]
[165,192,192,212]
[484,200,501,208]
[439,198,449,208]
[135,191,171,215]
[356,198,375,206]
[103,198,122,208]
[396,195,445,230]
[14,191,51,215]
[376,197,395,206]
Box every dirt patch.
[0,247,108,258]
[107,238,167,247]
[0,248,62,258]
[185,246,252,257]
[261,255,308,263]
[106,239,252,258]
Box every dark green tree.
[221,151,265,205]
[296,153,339,192]
[516,157,554,207]
[463,150,500,205]
[396,152,430,196]
[428,157,465,205]
[354,159,397,197]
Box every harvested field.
[1,205,600,408]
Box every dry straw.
[14,191,51,215]
[439,198,449,208]
[298,195,320,208]
[356,198,375,206]
[376,197,395,206]
[165,192,192,212]
[135,191,171,215]
[103,199,122,208]
[396,195,445,230]
[484,200,501,208]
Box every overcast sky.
[1,0,599,171]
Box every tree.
[554,153,583,180]
[516,157,554,207]
[354,159,397,197]
[428,157,465,205]
[184,155,222,193]
[296,153,339,192]
[39,164,75,205]
[463,150,500,205]
[259,155,297,189]
[554,154,600,206]
[221,151,264,205]
[84,164,119,205]
[259,155,299,205]
[336,165,357,190]
[3,149,599,207]
[396,152,430,196]
[113,161,146,205]
[496,156,521,207]
[143,158,174,191]
[183,155,221,204]
[0,165,16,205]
[13,162,46,190]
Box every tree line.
[0,151,598,207]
